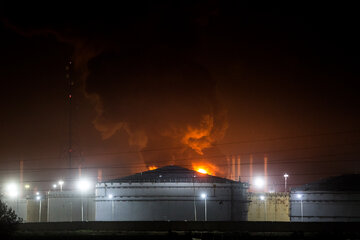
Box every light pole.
[108,194,114,221]
[297,194,303,222]
[76,179,91,222]
[283,173,289,192]
[47,191,50,222]
[201,193,207,221]
[58,180,64,192]
[36,195,42,222]
[260,195,267,221]
[192,175,197,221]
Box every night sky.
[1,2,360,192]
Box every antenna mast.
[65,59,73,169]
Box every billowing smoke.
[84,49,228,166]
[2,3,229,168]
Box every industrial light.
[53,184,57,189]
[5,183,19,198]
[260,195,265,201]
[36,195,41,201]
[254,177,265,188]
[284,173,289,178]
[24,184,30,189]
[297,194,303,199]
[108,194,113,199]
[58,180,64,191]
[36,192,40,196]
[201,193,207,199]
[76,179,92,192]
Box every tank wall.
[27,199,48,222]
[47,191,95,222]
[96,182,248,221]
[248,193,290,222]
[290,191,360,222]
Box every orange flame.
[192,163,219,176]
[148,165,158,171]
[197,168,208,174]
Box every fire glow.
[192,163,218,176]
[197,168,208,174]
[148,165,158,171]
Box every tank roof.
[104,165,239,184]
[292,174,360,191]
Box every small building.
[290,174,360,222]
[95,165,249,221]
[248,192,290,222]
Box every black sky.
[1,2,360,191]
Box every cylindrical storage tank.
[290,174,360,222]
[95,165,249,221]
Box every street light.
[52,184,57,190]
[260,195,267,221]
[5,183,20,215]
[76,179,91,193]
[108,194,114,221]
[36,195,42,222]
[283,173,289,192]
[58,180,64,192]
[5,183,19,198]
[201,193,207,221]
[254,177,265,189]
[297,194,304,222]
[76,179,92,221]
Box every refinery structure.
[1,163,360,222]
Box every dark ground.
[6,221,360,240]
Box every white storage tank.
[290,174,360,222]
[95,165,249,221]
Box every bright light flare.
[260,195,265,201]
[36,195,41,201]
[254,177,265,189]
[58,180,64,186]
[108,194,113,199]
[76,179,92,192]
[5,183,19,198]
[201,193,207,199]
[297,194,303,199]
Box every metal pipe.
[81,196,84,222]
[47,192,50,222]
[111,199,114,221]
[38,200,42,222]
[300,199,304,222]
